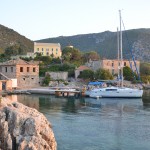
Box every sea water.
[10,90,150,150]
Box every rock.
[0,97,57,150]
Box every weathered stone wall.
[0,66,16,78]
[0,64,39,88]
[46,72,68,80]
[75,70,80,79]
[17,75,39,88]
[0,59,40,89]
[16,64,39,88]
[85,60,101,71]
[0,97,57,150]
[85,59,140,75]
[101,59,140,75]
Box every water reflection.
[142,90,150,110]
[6,90,150,114]
[5,90,150,150]
[62,97,77,113]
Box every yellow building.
[34,42,62,58]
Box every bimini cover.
[88,81,103,85]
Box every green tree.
[78,69,94,80]
[94,69,113,80]
[34,52,42,57]
[0,53,9,62]
[62,47,83,66]
[43,75,51,86]
[5,44,25,56]
[123,66,137,81]
[141,75,150,84]
[140,62,150,75]
[34,56,52,65]
[83,51,100,62]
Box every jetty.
[5,86,86,97]
[55,89,81,97]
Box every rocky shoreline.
[0,97,57,150]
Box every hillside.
[0,24,33,54]
[36,29,150,62]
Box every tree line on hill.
[0,45,149,84]
[2,46,147,84]
[36,29,150,62]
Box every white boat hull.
[87,87,143,98]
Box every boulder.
[0,97,57,150]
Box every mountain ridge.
[0,24,149,62]
[0,24,33,54]
[36,28,150,62]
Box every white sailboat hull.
[87,87,143,98]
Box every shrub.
[42,75,51,86]
[78,69,94,80]
[94,69,113,80]
[141,75,150,84]
[123,66,137,81]
[63,81,69,85]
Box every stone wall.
[17,75,39,88]
[16,64,39,88]
[0,59,40,89]
[85,59,140,75]
[0,66,16,78]
[85,60,101,71]
[101,59,140,75]
[46,72,68,81]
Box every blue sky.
[1,0,150,40]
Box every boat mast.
[119,10,123,87]
[117,27,120,86]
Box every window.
[124,62,126,66]
[112,62,114,67]
[52,48,53,51]
[37,48,39,51]
[5,67,7,72]
[20,67,23,72]
[23,78,25,81]
[56,48,58,51]
[46,52,49,56]
[33,67,36,72]
[27,67,29,72]
[31,78,34,80]
[42,48,44,51]
[11,67,13,72]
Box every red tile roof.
[76,66,91,71]
[0,58,39,66]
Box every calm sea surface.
[8,90,150,150]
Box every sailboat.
[88,10,143,98]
